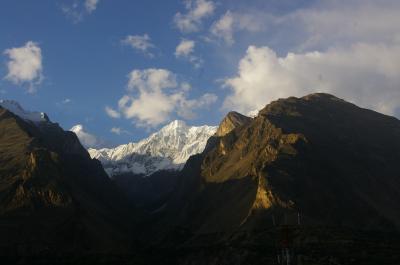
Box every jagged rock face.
[0,107,136,255]
[215,111,252,137]
[166,93,400,235]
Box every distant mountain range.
[88,120,217,177]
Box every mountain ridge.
[1,94,400,264]
[0,105,137,256]
[89,120,217,176]
[0,99,49,123]
[215,111,252,137]
[155,93,400,238]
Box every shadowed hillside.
[143,93,400,264]
[0,107,139,258]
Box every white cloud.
[207,1,400,118]
[62,0,100,23]
[288,1,400,51]
[4,41,43,93]
[176,93,218,119]
[209,10,268,45]
[246,109,259,118]
[210,11,234,45]
[105,106,121,118]
[110,127,122,135]
[223,44,400,116]
[85,0,99,13]
[70,124,110,149]
[175,39,203,68]
[110,127,130,135]
[174,0,215,33]
[127,68,177,92]
[62,98,71,104]
[121,34,156,57]
[209,1,400,50]
[117,68,217,127]
[175,39,195,57]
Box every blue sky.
[1,0,400,147]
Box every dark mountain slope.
[161,93,400,237]
[112,170,180,210]
[0,107,138,257]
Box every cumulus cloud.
[121,34,156,57]
[127,68,177,92]
[223,44,400,116]
[70,124,111,149]
[4,41,43,93]
[213,0,400,118]
[117,68,217,127]
[62,98,71,104]
[174,0,215,33]
[175,39,202,68]
[105,106,121,118]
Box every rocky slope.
[88,120,217,176]
[215,111,252,137]
[157,93,400,238]
[0,103,137,257]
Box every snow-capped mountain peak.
[0,99,48,123]
[161,119,186,130]
[88,120,217,177]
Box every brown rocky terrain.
[175,93,400,233]
[215,111,252,137]
[143,93,400,264]
[0,107,138,258]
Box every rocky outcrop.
[215,111,252,137]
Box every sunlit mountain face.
[88,120,217,177]
[1,0,400,264]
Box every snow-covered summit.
[88,120,217,177]
[0,99,48,123]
